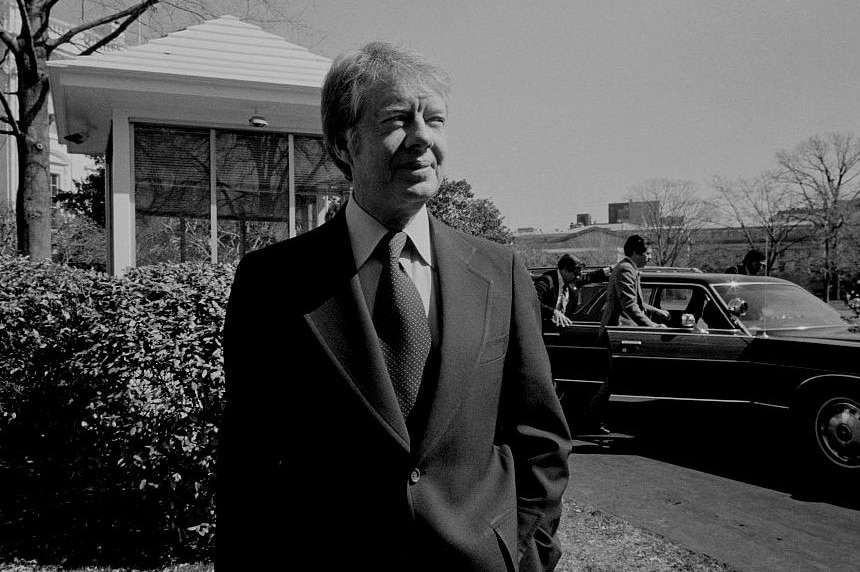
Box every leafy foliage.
[54,157,106,228]
[0,256,232,567]
[428,178,513,244]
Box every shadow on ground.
[571,400,860,511]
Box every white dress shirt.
[345,197,434,318]
[554,269,570,313]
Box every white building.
[48,15,348,274]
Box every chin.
[401,180,439,202]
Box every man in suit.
[216,42,571,572]
[725,249,766,276]
[581,235,669,434]
[534,254,608,327]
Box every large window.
[133,124,351,266]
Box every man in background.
[534,253,608,327]
[582,234,669,434]
[726,249,766,276]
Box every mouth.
[394,158,434,171]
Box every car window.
[658,287,692,311]
[714,282,844,331]
[648,284,733,330]
[570,283,606,322]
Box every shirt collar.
[345,198,433,268]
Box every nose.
[404,115,433,149]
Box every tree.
[1,0,293,260]
[708,172,810,275]
[627,178,709,267]
[427,178,513,245]
[776,132,860,301]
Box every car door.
[606,283,756,402]
[543,282,608,393]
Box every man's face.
[560,268,581,286]
[631,248,651,268]
[747,259,765,275]
[344,80,447,226]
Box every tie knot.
[384,231,408,261]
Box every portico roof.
[48,15,332,154]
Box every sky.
[276,0,860,232]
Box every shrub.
[0,255,233,567]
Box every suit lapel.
[418,217,492,456]
[303,213,410,449]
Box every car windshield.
[713,282,844,331]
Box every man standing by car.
[534,253,608,327]
[217,42,571,571]
[582,234,669,434]
[726,249,766,276]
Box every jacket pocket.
[479,334,509,364]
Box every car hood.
[766,324,860,344]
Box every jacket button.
[409,468,421,484]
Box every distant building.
[575,213,592,227]
[515,227,542,235]
[607,201,656,225]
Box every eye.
[426,115,446,128]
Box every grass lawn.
[2,497,737,572]
[556,498,737,572]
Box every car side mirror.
[680,313,696,328]
[727,298,748,317]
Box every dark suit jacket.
[600,257,661,330]
[534,268,605,322]
[216,210,571,572]
[725,263,748,275]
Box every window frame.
[131,122,350,266]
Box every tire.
[803,392,860,473]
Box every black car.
[533,267,860,477]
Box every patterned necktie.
[373,231,432,418]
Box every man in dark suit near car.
[534,253,609,328]
[216,42,572,572]
[581,234,669,434]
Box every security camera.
[249,114,268,128]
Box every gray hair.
[321,41,452,181]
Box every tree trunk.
[16,57,52,261]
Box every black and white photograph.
[1,1,859,571]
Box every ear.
[334,133,352,165]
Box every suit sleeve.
[533,275,557,321]
[505,255,572,572]
[615,265,658,327]
[216,251,279,569]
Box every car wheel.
[809,394,860,471]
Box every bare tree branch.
[80,9,148,55]
[15,0,40,74]
[45,0,161,53]
[0,88,21,136]
[628,178,707,267]
[0,28,20,55]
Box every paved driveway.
[566,401,860,572]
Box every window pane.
[293,135,351,235]
[215,131,289,264]
[134,125,211,265]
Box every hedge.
[0,255,233,567]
